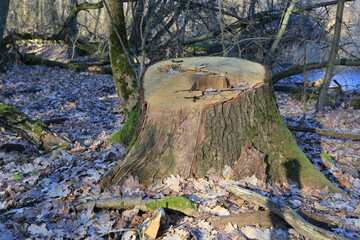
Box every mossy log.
[75,196,197,216]
[4,52,112,74]
[101,57,342,193]
[0,104,69,151]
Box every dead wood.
[272,59,360,84]
[75,196,197,216]
[299,209,360,232]
[43,117,68,125]
[210,207,359,233]
[274,85,314,93]
[0,104,70,151]
[0,143,25,152]
[210,210,285,228]
[226,185,347,240]
[4,52,112,74]
[287,125,360,140]
[2,87,42,98]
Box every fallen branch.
[0,104,70,151]
[4,52,112,74]
[300,209,360,232]
[272,59,360,84]
[43,117,68,125]
[287,125,360,140]
[75,196,197,216]
[210,208,360,233]
[274,85,315,93]
[210,210,285,228]
[226,185,347,240]
[2,86,42,98]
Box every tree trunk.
[0,104,70,151]
[101,57,341,193]
[107,0,139,117]
[265,0,297,66]
[0,0,10,72]
[55,1,104,41]
[317,0,345,113]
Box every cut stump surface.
[102,57,342,194]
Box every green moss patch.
[351,98,360,110]
[0,104,12,113]
[109,106,139,151]
[187,42,222,53]
[320,152,334,164]
[145,196,196,216]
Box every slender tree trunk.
[265,0,297,65]
[106,0,139,117]
[0,0,10,72]
[317,0,345,113]
[55,1,104,40]
[128,0,144,52]
[104,0,141,148]
[67,0,79,59]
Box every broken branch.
[287,125,360,140]
[226,185,347,240]
[75,196,197,216]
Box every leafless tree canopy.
[2,0,360,80]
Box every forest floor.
[0,63,360,239]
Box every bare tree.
[317,0,346,113]
[0,0,10,72]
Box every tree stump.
[102,57,341,193]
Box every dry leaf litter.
[0,62,359,240]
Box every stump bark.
[102,57,341,193]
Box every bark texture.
[101,57,341,193]
[107,0,138,116]
[0,0,10,72]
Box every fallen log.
[210,207,359,233]
[2,87,42,98]
[75,195,197,216]
[226,185,347,240]
[5,52,112,74]
[274,85,314,93]
[210,210,286,228]
[300,209,360,232]
[272,58,360,84]
[287,125,360,140]
[0,104,70,151]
